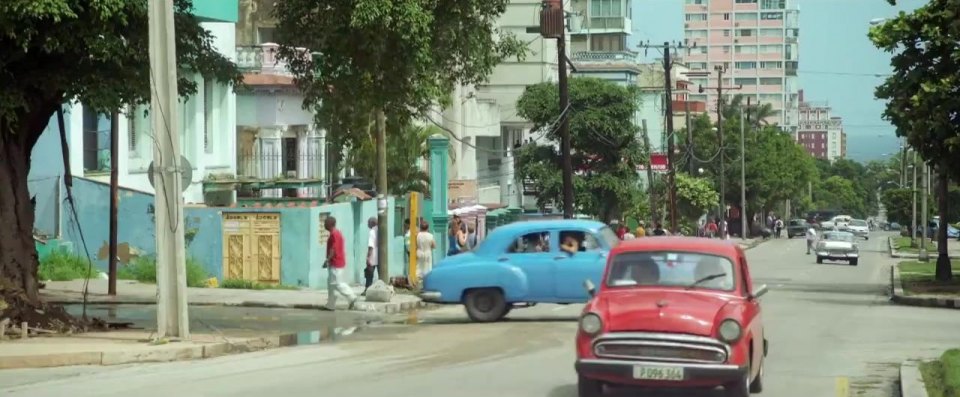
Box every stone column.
[429,134,450,260]
[298,126,321,197]
[258,126,283,197]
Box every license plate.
[632,365,684,381]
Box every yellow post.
[408,192,419,285]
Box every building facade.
[29,1,239,207]
[682,0,800,133]
[796,91,845,161]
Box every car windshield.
[789,219,805,226]
[851,220,867,227]
[823,232,855,242]
[605,251,736,292]
[599,226,620,248]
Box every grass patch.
[220,278,299,290]
[892,236,936,253]
[897,261,960,296]
[38,249,100,281]
[920,349,960,397]
[117,255,210,288]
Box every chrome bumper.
[576,358,747,383]
[419,291,442,302]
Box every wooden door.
[222,213,281,282]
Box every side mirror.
[583,279,597,297]
[751,284,769,300]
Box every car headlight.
[580,313,603,335]
[718,319,742,343]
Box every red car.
[574,237,769,397]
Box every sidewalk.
[41,279,429,314]
[888,236,960,259]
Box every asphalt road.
[3,231,959,397]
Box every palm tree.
[721,94,778,128]
[348,123,443,195]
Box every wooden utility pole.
[698,65,741,237]
[740,98,748,240]
[376,109,389,281]
[148,0,189,338]
[661,43,679,234]
[108,111,119,295]
[641,120,657,222]
[539,0,574,218]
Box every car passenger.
[631,259,661,285]
[560,232,581,254]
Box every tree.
[0,0,240,328]
[514,77,645,223]
[674,173,719,235]
[815,176,862,214]
[348,123,438,195]
[870,0,960,280]
[880,188,934,231]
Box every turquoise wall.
[191,0,239,23]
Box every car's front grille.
[593,333,728,364]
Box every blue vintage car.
[419,219,619,322]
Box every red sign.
[637,153,669,172]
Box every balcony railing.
[571,51,639,62]
[236,43,310,75]
[588,16,629,30]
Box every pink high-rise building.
[682,0,800,133]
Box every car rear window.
[605,251,736,292]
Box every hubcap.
[475,293,494,312]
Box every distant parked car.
[419,219,618,322]
[575,237,769,397]
[886,222,902,231]
[786,219,810,238]
[845,219,870,240]
[815,231,860,266]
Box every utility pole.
[685,98,694,175]
[641,120,657,222]
[540,0,574,218]
[740,98,748,240]
[911,150,918,248]
[108,111,119,296]
[920,163,929,261]
[376,110,389,281]
[662,42,679,233]
[697,65,741,238]
[148,0,189,338]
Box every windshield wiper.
[687,273,727,290]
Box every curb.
[900,360,929,397]
[889,265,960,309]
[0,331,330,370]
[41,295,438,314]
[887,236,960,259]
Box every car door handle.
[554,256,567,260]
[498,257,509,262]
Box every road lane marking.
[835,376,849,397]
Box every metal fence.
[236,153,324,179]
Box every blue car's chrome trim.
[419,291,442,302]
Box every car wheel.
[577,375,603,397]
[750,357,764,393]
[725,360,751,397]
[463,288,508,322]
[816,256,823,264]
[850,259,858,266]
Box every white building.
[40,20,238,204]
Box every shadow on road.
[547,384,724,397]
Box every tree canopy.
[348,123,437,195]
[0,0,241,328]
[674,173,719,235]
[514,77,645,222]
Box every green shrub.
[118,256,210,288]
[220,278,299,290]
[38,249,99,281]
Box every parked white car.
[821,215,852,230]
[845,219,870,240]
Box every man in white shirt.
[363,216,379,295]
[805,226,817,255]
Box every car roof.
[488,219,608,235]
[610,237,741,258]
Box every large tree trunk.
[0,100,80,331]
[935,166,953,281]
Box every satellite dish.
[147,155,193,193]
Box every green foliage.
[37,250,98,281]
[514,78,645,222]
[220,279,299,290]
[815,176,860,213]
[674,173,719,225]
[348,123,437,195]
[920,349,960,397]
[881,187,934,227]
[274,0,527,174]
[118,256,209,288]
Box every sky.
[628,0,926,163]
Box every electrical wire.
[429,103,571,155]
[146,63,182,234]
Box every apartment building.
[682,0,800,133]
[795,91,845,161]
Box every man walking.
[323,216,357,310]
[805,224,817,255]
[363,216,379,295]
